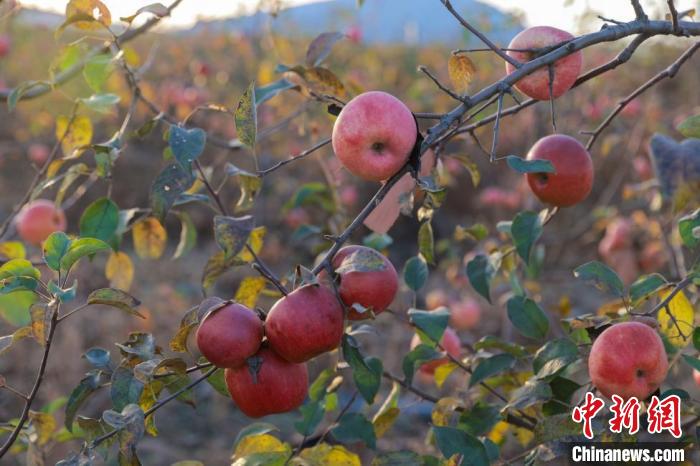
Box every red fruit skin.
[693,369,700,388]
[0,35,10,58]
[265,284,344,363]
[332,245,398,320]
[410,327,461,375]
[505,26,582,100]
[15,199,67,246]
[28,143,50,166]
[225,347,308,418]
[450,298,482,331]
[525,134,593,207]
[332,91,417,182]
[588,322,668,401]
[196,303,263,368]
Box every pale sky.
[17,0,700,30]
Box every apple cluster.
[196,245,399,418]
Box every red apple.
[588,322,668,400]
[331,245,398,320]
[225,346,308,418]
[284,207,310,229]
[339,185,359,207]
[633,156,652,181]
[332,91,417,182]
[0,35,10,58]
[410,327,461,375]
[693,369,700,388]
[196,302,263,368]
[505,26,582,100]
[525,134,593,207]
[598,217,633,256]
[265,284,344,362]
[450,297,482,331]
[639,241,667,274]
[15,199,67,246]
[28,143,50,166]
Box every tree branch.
[667,0,680,33]
[631,0,648,21]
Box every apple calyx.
[246,355,263,384]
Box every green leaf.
[79,197,119,243]
[473,335,527,357]
[80,93,120,113]
[83,53,114,92]
[682,354,700,372]
[0,259,41,286]
[205,367,229,397]
[87,288,143,317]
[341,335,382,404]
[458,401,501,437]
[150,163,195,222]
[332,412,376,449]
[432,426,488,466]
[454,223,488,242]
[532,338,578,379]
[309,368,335,401]
[506,379,553,410]
[255,79,295,106]
[363,233,393,250]
[110,366,145,412]
[84,347,111,369]
[469,354,516,387]
[506,296,549,340]
[506,155,555,174]
[7,81,47,112]
[629,273,668,306]
[534,412,580,443]
[542,377,581,416]
[418,222,435,264]
[284,182,331,211]
[678,209,700,249]
[677,115,700,138]
[294,400,325,436]
[305,31,345,67]
[407,308,449,344]
[213,215,255,260]
[693,328,700,352]
[42,232,71,270]
[65,371,101,431]
[403,255,428,291]
[466,254,496,303]
[401,343,441,384]
[371,451,423,466]
[0,291,35,326]
[233,422,279,449]
[60,238,111,273]
[573,261,625,297]
[169,125,206,171]
[511,210,543,264]
[235,81,257,149]
[334,248,388,274]
[225,164,262,213]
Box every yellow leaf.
[30,304,49,346]
[434,361,458,388]
[372,381,400,437]
[56,115,93,159]
[234,277,267,308]
[292,444,360,466]
[132,218,167,260]
[238,227,266,262]
[658,288,695,348]
[0,242,26,260]
[431,397,464,427]
[65,0,112,30]
[232,433,291,459]
[106,251,134,291]
[28,411,56,445]
[46,160,64,179]
[487,420,510,444]
[448,53,476,94]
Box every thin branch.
[258,138,331,176]
[668,1,681,37]
[57,303,89,323]
[490,91,505,162]
[89,367,217,450]
[584,41,700,150]
[631,0,649,21]
[0,303,59,457]
[642,275,694,317]
[418,65,465,102]
[440,0,521,68]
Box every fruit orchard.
[0,0,699,465]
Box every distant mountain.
[14,7,63,29]
[189,0,522,45]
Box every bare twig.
[667,1,680,33]
[584,42,700,150]
[258,138,331,176]
[631,0,648,21]
[440,0,521,68]
[418,65,465,102]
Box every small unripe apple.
[450,297,482,331]
[588,322,668,400]
[410,327,461,375]
[525,134,593,207]
[332,91,417,182]
[15,199,67,246]
[0,35,10,58]
[332,245,398,320]
[196,302,263,368]
[28,143,50,166]
[225,346,308,418]
[265,284,344,363]
[505,26,582,100]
